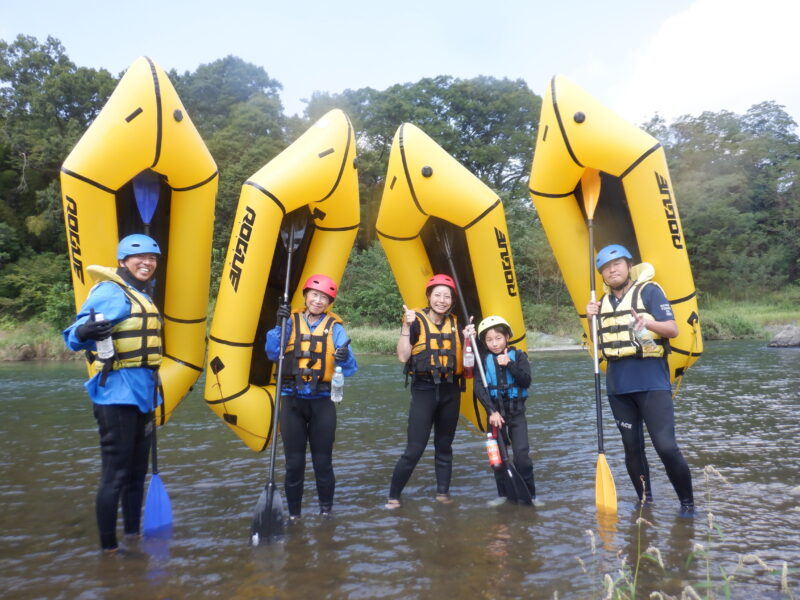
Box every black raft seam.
[163,314,207,324]
[163,353,204,373]
[144,57,163,169]
[399,123,428,216]
[619,143,661,180]
[243,181,285,216]
[376,228,419,242]
[317,117,352,202]
[60,168,116,194]
[669,290,697,306]
[314,223,360,232]
[464,199,501,230]
[551,77,583,168]
[208,335,255,348]
[171,170,219,192]
[528,187,575,199]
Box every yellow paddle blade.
[581,168,602,220]
[595,452,618,514]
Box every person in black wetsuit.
[386,274,475,508]
[586,244,694,515]
[472,315,535,503]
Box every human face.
[120,253,158,282]
[427,285,453,315]
[599,258,630,289]
[483,328,508,355]
[304,289,332,316]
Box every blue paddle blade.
[143,473,173,535]
[133,171,161,226]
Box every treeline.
[1,34,798,330]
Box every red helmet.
[425,274,456,296]
[303,274,338,300]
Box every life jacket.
[406,309,463,384]
[484,347,529,406]
[598,263,669,360]
[283,311,343,393]
[85,266,163,381]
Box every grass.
[576,466,798,600]
[0,319,76,361]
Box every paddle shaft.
[266,222,297,489]
[588,218,606,454]
[151,371,160,475]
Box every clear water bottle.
[485,432,502,470]
[331,366,344,403]
[629,315,657,352]
[93,312,114,360]
[463,338,474,379]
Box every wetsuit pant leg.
[93,403,150,550]
[640,390,694,504]
[308,399,337,512]
[121,409,152,536]
[281,396,310,516]
[608,392,652,501]
[506,406,535,498]
[432,381,461,495]
[388,385,437,499]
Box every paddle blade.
[502,463,533,506]
[250,483,285,545]
[143,473,173,535]
[595,452,618,514]
[581,168,602,220]
[133,170,161,226]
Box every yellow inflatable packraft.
[528,75,703,382]
[377,123,525,432]
[61,56,218,424]
[205,109,359,452]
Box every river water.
[1,341,798,599]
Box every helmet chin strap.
[610,277,632,293]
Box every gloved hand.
[276,303,291,322]
[333,345,349,362]
[76,319,113,341]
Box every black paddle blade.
[495,427,533,506]
[250,482,285,545]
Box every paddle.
[581,168,618,515]
[144,371,173,536]
[250,211,306,545]
[133,171,161,235]
[436,226,532,506]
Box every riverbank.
[2,296,798,361]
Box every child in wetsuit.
[473,315,535,503]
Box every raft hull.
[377,123,526,433]
[205,109,360,452]
[61,56,218,424]
[528,75,703,381]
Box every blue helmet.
[595,244,632,270]
[117,234,161,260]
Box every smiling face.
[483,327,509,355]
[427,285,454,315]
[599,257,631,289]
[304,289,332,316]
[119,253,158,282]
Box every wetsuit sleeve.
[265,318,293,361]
[506,350,532,389]
[408,320,421,346]
[63,282,130,351]
[473,375,497,414]
[642,284,674,321]
[332,322,358,376]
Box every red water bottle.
[463,337,474,379]
[486,432,502,469]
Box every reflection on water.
[0,342,798,598]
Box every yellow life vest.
[408,309,463,383]
[86,266,163,373]
[598,263,668,360]
[284,311,343,392]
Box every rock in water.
[768,325,800,347]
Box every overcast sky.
[3,0,799,126]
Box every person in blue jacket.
[265,274,357,520]
[63,234,163,552]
